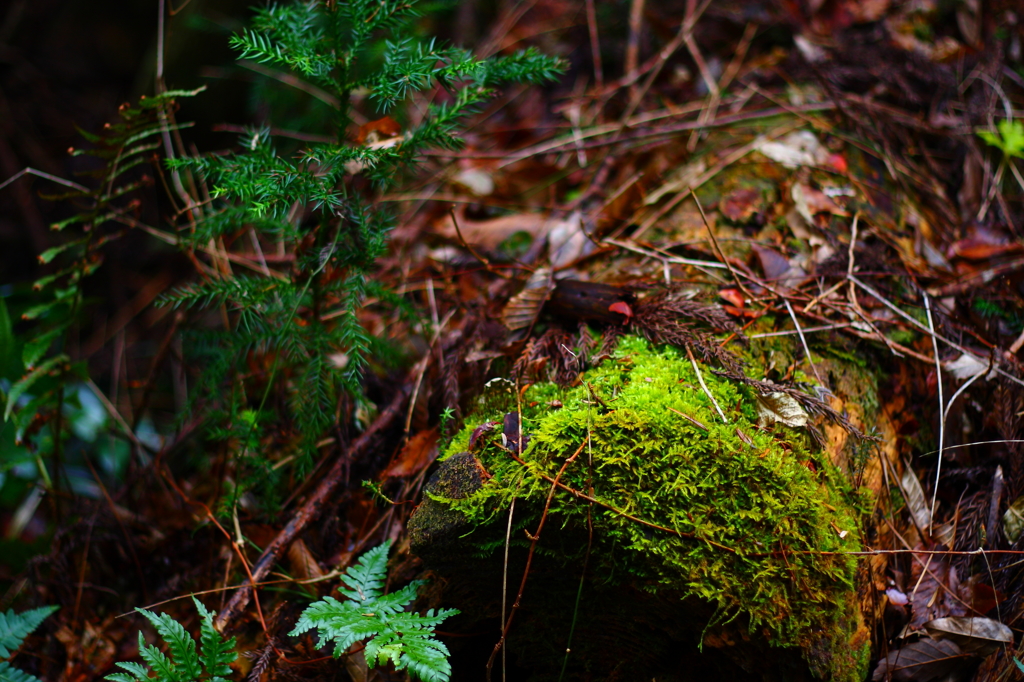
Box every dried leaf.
[792,183,849,219]
[1003,495,1024,543]
[900,463,932,531]
[718,288,745,308]
[287,538,326,582]
[452,167,495,196]
[355,116,401,144]
[385,427,439,478]
[751,245,794,282]
[956,575,1003,616]
[501,268,553,332]
[871,638,968,682]
[720,187,762,222]
[923,617,1013,656]
[826,153,848,173]
[469,421,500,451]
[944,353,991,381]
[755,392,809,428]
[608,301,634,318]
[435,208,549,249]
[845,0,891,23]
[502,412,529,454]
[948,239,1024,262]
[756,130,828,169]
[547,210,594,268]
[909,556,966,628]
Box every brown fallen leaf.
[923,617,1013,656]
[718,288,745,308]
[287,537,326,582]
[434,207,549,250]
[720,187,762,222]
[899,462,931,531]
[355,116,401,144]
[872,638,970,682]
[501,268,553,332]
[909,554,967,629]
[385,427,439,478]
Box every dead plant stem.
[486,439,588,681]
[687,346,727,422]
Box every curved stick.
[214,382,411,631]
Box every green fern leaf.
[107,600,236,682]
[336,541,390,604]
[3,355,68,422]
[138,609,200,681]
[368,582,423,616]
[0,606,58,658]
[107,661,152,682]
[0,661,42,682]
[400,635,453,682]
[291,542,458,682]
[192,598,236,682]
[136,633,179,682]
[290,597,382,657]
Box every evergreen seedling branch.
[164,0,564,501]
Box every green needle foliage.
[0,605,58,682]
[292,541,458,682]
[105,597,236,682]
[163,0,564,501]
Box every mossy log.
[408,122,912,681]
[410,328,901,681]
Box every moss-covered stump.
[410,335,874,681]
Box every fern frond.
[368,583,423,616]
[398,632,454,682]
[193,598,236,682]
[106,661,152,682]
[136,632,178,682]
[106,600,236,682]
[139,608,201,681]
[0,605,57,659]
[338,540,390,603]
[290,597,383,657]
[0,661,43,682]
[291,542,458,682]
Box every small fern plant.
[291,541,458,682]
[105,597,236,682]
[1,89,196,482]
[0,605,58,682]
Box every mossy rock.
[409,335,872,681]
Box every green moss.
[443,336,866,681]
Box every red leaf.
[827,153,848,173]
[608,300,633,318]
[718,288,745,308]
[356,116,402,145]
[722,304,761,318]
